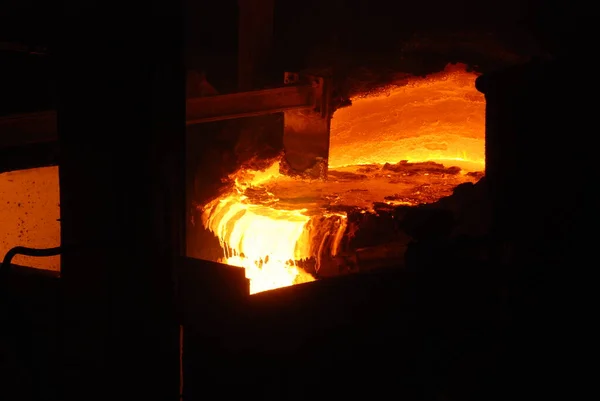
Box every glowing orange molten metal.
[201,63,485,294]
[202,196,315,294]
[201,162,317,294]
[330,64,485,172]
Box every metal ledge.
[0,111,57,149]
[0,79,325,150]
[186,84,317,125]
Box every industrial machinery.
[186,71,333,178]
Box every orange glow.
[201,160,350,294]
[0,166,61,270]
[202,193,314,294]
[200,64,485,293]
[200,160,313,294]
[330,63,485,172]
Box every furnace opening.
[330,63,485,172]
[198,63,485,294]
[0,166,61,271]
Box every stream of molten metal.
[201,160,318,294]
[202,194,315,294]
[201,64,485,294]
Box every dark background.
[188,0,576,92]
[0,0,581,113]
[0,1,586,400]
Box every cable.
[1,246,62,274]
[0,245,61,396]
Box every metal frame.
[0,111,56,149]
[1,74,329,144]
[186,83,319,125]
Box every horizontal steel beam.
[186,84,317,125]
[1,82,321,148]
[0,111,57,149]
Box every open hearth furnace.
[186,63,486,294]
[2,1,588,399]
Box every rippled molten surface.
[329,63,485,170]
[200,64,485,294]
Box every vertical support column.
[58,2,184,401]
[238,1,333,178]
[238,0,275,91]
[282,74,333,178]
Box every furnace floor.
[241,160,483,214]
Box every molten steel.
[330,63,485,172]
[201,64,485,294]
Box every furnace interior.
[0,166,60,270]
[193,63,486,294]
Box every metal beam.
[282,74,333,179]
[1,82,322,145]
[186,84,317,125]
[0,111,57,149]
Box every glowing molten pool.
[202,198,315,294]
[330,63,485,172]
[201,64,485,294]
